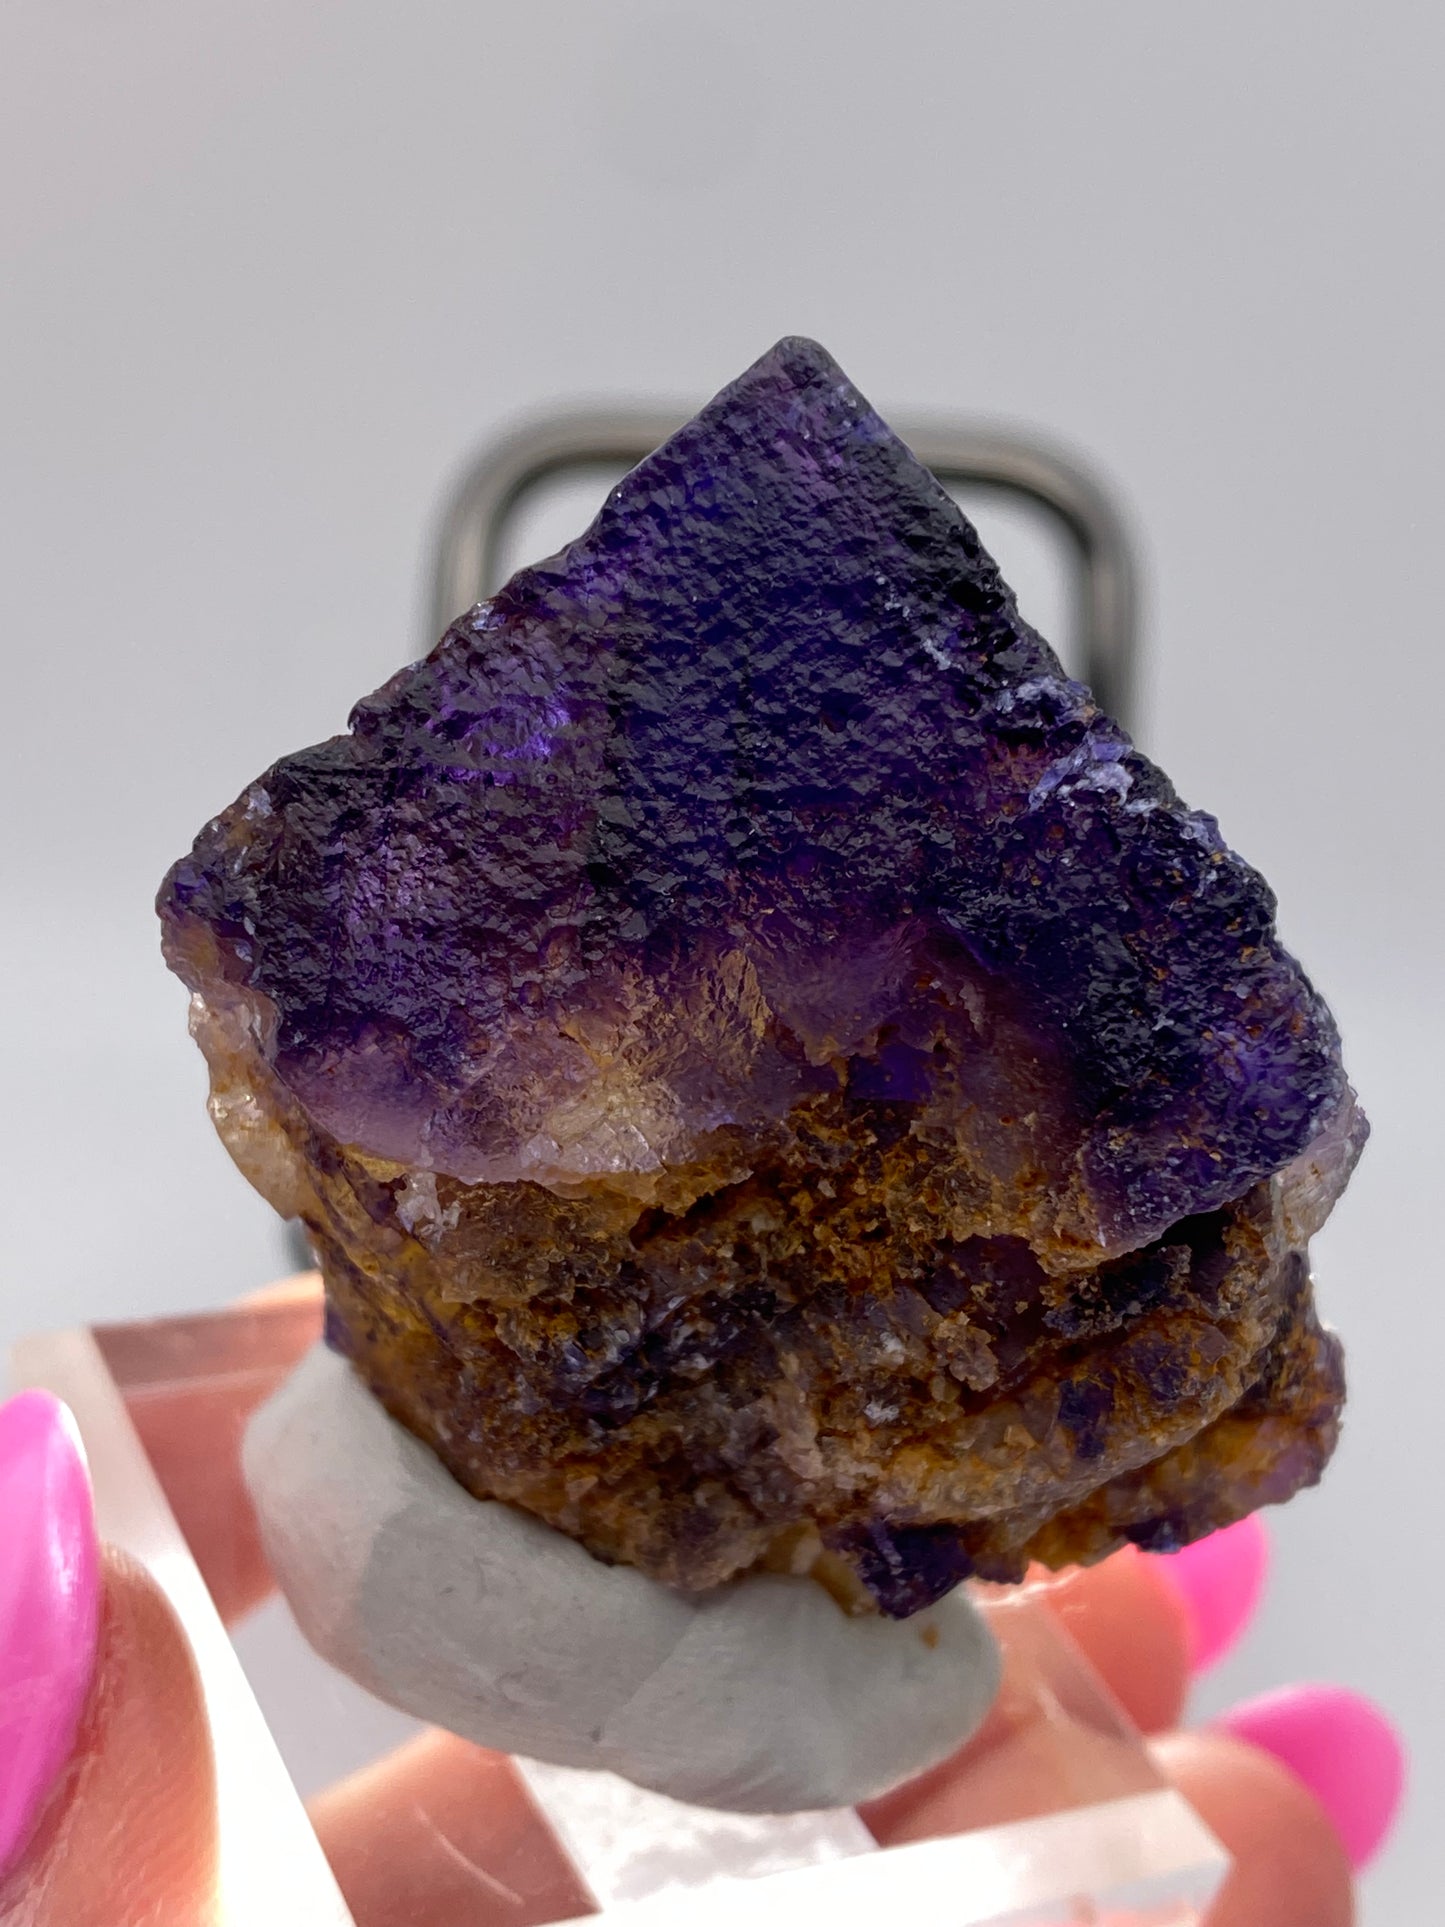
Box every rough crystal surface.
[159,338,1361,1616]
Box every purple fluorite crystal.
[160,339,1360,1615]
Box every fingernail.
[0,1391,102,1884]
[1214,1684,1405,1871]
[1151,1514,1269,1672]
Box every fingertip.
[1151,1728,1354,1927]
[0,1391,101,1886]
[2,1547,220,1926]
[1151,1514,1269,1674]
[1213,1683,1404,1873]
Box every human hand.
[0,1280,1403,1927]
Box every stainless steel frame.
[429,409,1141,734]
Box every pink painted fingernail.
[1214,1684,1405,1871]
[1152,1514,1269,1672]
[0,1391,102,1884]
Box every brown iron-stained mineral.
[159,340,1361,1616]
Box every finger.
[241,1275,326,1311]
[1008,1522,1270,1738]
[115,1274,323,1623]
[1151,1730,1354,1927]
[857,1539,1249,1846]
[1,1546,220,1927]
[309,1730,591,1927]
[245,1344,1001,1811]
[1212,1685,1404,1873]
[865,1692,1356,1927]
[1150,1515,1270,1674]
[1027,1549,1192,1735]
[0,1393,100,1893]
[859,1571,1182,1845]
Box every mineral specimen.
[159,337,1362,1618]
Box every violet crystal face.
[159,338,1361,1616]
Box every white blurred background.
[2,4,1441,1916]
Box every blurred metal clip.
[430,409,1141,735]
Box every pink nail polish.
[1152,1514,1268,1672]
[1214,1683,1406,1872]
[0,1391,102,1884]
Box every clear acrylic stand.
[8,1296,1227,1926]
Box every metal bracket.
[429,409,1141,734]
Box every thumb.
[0,1393,219,1927]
